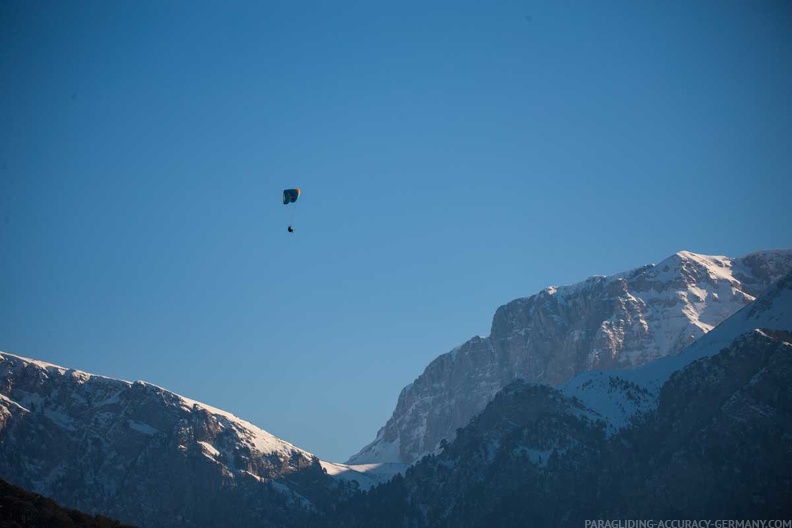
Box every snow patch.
[320,461,404,489]
[561,273,792,428]
[0,393,29,413]
[43,409,76,431]
[127,420,159,436]
[198,441,220,458]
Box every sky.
[1,0,791,462]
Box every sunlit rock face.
[0,354,345,528]
[349,250,792,466]
[337,326,792,526]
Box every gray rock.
[349,250,792,465]
[0,356,344,527]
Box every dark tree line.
[0,477,136,528]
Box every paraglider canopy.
[283,188,300,205]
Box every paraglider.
[282,188,300,205]
[283,188,300,233]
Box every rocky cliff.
[333,273,792,526]
[0,355,364,527]
[349,250,792,465]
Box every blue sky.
[1,0,791,462]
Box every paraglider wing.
[282,188,301,205]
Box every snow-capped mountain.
[560,266,792,429]
[334,270,792,526]
[2,250,790,527]
[349,250,792,466]
[0,354,386,527]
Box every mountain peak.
[560,268,792,430]
[0,350,394,504]
[349,249,792,466]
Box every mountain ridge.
[349,249,792,465]
[331,273,792,526]
[2,249,791,526]
[560,267,792,429]
[0,351,391,527]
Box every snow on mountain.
[560,268,792,429]
[335,317,792,526]
[0,352,390,527]
[349,249,792,466]
[319,461,405,489]
[0,353,304,458]
[0,351,397,484]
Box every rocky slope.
[0,355,381,527]
[561,268,792,430]
[2,250,790,527]
[349,250,792,465]
[333,272,792,526]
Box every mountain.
[560,268,792,429]
[0,354,387,527]
[3,250,790,527]
[332,271,792,527]
[349,250,792,466]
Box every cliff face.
[349,250,792,465]
[332,276,792,526]
[2,250,790,528]
[0,354,348,528]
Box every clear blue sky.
[1,0,790,462]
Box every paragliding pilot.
[283,188,300,234]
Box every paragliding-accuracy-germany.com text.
[584,521,792,528]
